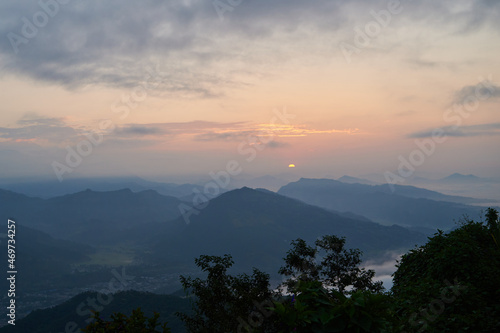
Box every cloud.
[111,121,249,142]
[408,122,500,138]
[114,125,168,137]
[0,114,358,150]
[194,131,255,142]
[0,113,78,144]
[453,80,500,105]
[266,141,290,148]
[1,0,498,97]
[194,123,358,142]
[16,113,66,126]
[155,121,248,132]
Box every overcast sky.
[1,0,499,182]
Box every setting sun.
[288,164,296,168]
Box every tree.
[83,308,170,333]
[392,210,500,332]
[273,280,392,333]
[178,254,277,333]
[486,207,500,249]
[278,238,319,285]
[279,235,383,295]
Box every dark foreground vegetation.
[4,209,499,333]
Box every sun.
[288,164,296,168]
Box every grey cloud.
[100,138,160,148]
[112,121,248,140]
[154,121,248,133]
[453,81,500,105]
[194,132,290,146]
[16,113,65,126]
[408,122,500,138]
[0,124,78,143]
[114,125,168,137]
[2,1,498,96]
[266,141,290,148]
[0,114,92,144]
[0,1,241,97]
[406,57,459,71]
[194,131,255,141]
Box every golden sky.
[0,0,499,181]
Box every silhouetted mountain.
[338,175,378,185]
[0,188,184,244]
[150,187,427,274]
[0,290,190,333]
[410,173,500,186]
[229,174,298,191]
[439,173,484,183]
[0,176,209,199]
[278,178,484,229]
[336,176,480,206]
[375,183,487,204]
[406,174,500,203]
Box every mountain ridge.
[277,178,485,229]
[150,187,427,274]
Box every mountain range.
[0,188,183,245]
[1,176,496,326]
[277,178,489,229]
[148,187,427,274]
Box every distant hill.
[338,175,378,185]
[0,290,190,333]
[409,173,500,186]
[402,173,500,203]
[0,185,433,327]
[374,183,487,204]
[150,187,427,274]
[0,188,184,245]
[229,174,298,191]
[440,173,482,182]
[277,178,484,229]
[0,176,209,199]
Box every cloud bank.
[1,0,499,97]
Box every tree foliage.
[178,254,277,333]
[83,307,170,333]
[273,280,392,333]
[392,209,500,332]
[486,207,500,249]
[279,235,384,295]
[79,210,500,333]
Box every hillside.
[150,187,427,274]
[0,176,206,199]
[0,290,190,333]
[0,188,184,245]
[0,224,93,291]
[278,178,484,229]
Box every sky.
[1,0,499,183]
